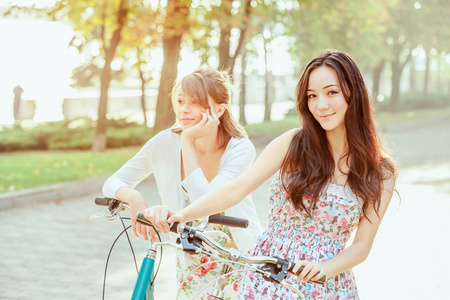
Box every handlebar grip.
[135,212,179,233]
[208,215,248,228]
[169,222,179,233]
[95,197,114,206]
[136,212,153,226]
[287,264,327,284]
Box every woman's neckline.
[327,182,348,187]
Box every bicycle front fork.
[206,263,234,300]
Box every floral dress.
[175,189,240,299]
[239,175,363,300]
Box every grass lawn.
[1,106,449,194]
[0,147,140,193]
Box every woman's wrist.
[130,192,146,206]
[117,187,145,206]
[180,131,195,144]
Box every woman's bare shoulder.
[275,128,301,143]
[264,128,301,154]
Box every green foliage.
[0,118,152,152]
[106,125,152,148]
[378,93,450,111]
[245,116,300,137]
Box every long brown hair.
[171,68,247,148]
[280,50,396,219]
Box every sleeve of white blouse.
[181,138,256,202]
[102,137,155,199]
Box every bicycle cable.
[101,222,133,300]
[118,214,139,274]
[117,213,164,286]
[101,215,163,299]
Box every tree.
[5,1,133,150]
[120,2,163,127]
[217,0,253,74]
[372,59,385,104]
[42,0,130,151]
[239,50,247,125]
[416,0,450,102]
[286,0,389,70]
[153,0,192,134]
[377,0,450,110]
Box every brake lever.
[109,201,129,215]
[90,212,122,221]
[257,258,290,284]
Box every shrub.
[0,118,153,152]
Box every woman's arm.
[294,170,397,283]
[102,138,154,198]
[180,109,220,178]
[182,138,255,201]
[146,129,299,233]
[102,136,156,240]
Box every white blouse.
[102,129,262,253]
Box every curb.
[0,175,109,211]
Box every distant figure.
[13,85,24,121]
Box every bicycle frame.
[132,249,156,300]
[93,197,325,300]
[133,213,320,300]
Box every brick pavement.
[1,113,450,299]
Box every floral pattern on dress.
[239,174,364,300]
[175,193,240,299]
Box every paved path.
[1,114,449,299]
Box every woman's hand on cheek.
[182,109,219,141]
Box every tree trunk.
[153,0,191,134]
[239,50,247,125]
[138,65,148,127]
[263,37,271,121]
[422,49,430,103]
[389,50,412,112]
[218,0,232,71]
[92,0,128,152]
[409,55,416,92]
[437,53,441,96]
[218,0,252,75]
[390,60,401,112]
[372,59,384,106]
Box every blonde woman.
[103,68,262,298]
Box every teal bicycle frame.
[132,249,156,300]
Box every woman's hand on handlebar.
[128,196,152,241]
[143,205,180,234]
[292,260,326,283]
[115,187,156,242]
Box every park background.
[0,0,450,299]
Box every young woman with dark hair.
[144,50,397,299]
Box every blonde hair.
[171,68,247,148]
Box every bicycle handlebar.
[208,215,248,228]
[135,212,327,285]
[94,197,249,229]
[95,197,327,285]
[95,197,114,206]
